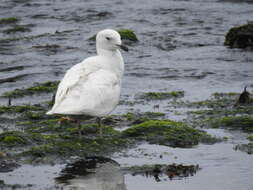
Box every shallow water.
[0,0,253,189]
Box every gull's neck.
[96,48,124,78]
[97,48,119,57]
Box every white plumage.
[47,29,127,118]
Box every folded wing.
[47,60,121,116]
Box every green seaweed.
[185,91,253,134]
[20,130,131,161]
[122,120,218,148]
[0,17,19,25]
[0,131,29,146]
[210,116,253,132]
[248,134,253,141]
[0,105,44,114]
[6,116,131,162]
[88,29,138,42]
[118,29,138,41]
[121,112,165,125]
[141,91,184,101]
[22,111,46,120]
[3,81,60,98]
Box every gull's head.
[96,29,128,53]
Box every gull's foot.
[58,116,76,125]
[58,117,82,138]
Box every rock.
[237,86,250,105]
[224,22,253,49]
[0,160,20,172]
[234,143,253,154]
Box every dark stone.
[225,22,253,49]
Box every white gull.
[47,29,128,135]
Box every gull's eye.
[106,37,111,40]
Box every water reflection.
[55,157,126,190]
[125,163,200,182]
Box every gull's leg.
[58,116,75,125]
[58,117,81,137]
[96,117,102,137]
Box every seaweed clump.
[121,112,165,125]
[122,120,217,148]
[0,17,19,25]
[210,116,253,132]
[88,29,138,42]
[118,29,138,41]
[248,134,253,141]
[186,92,253,127]
[3,81,60,98]
[224,22,253,49]
[20,124,131,162]
[0,131,32,147]
[0,105,43,114]
[140,91,184,101]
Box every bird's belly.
[80,85,121,117]
[57,83,121,117]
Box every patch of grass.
[140,91,184,101]
[3,81,60,98]
[122,120,218,148]
[0,17,19,25]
